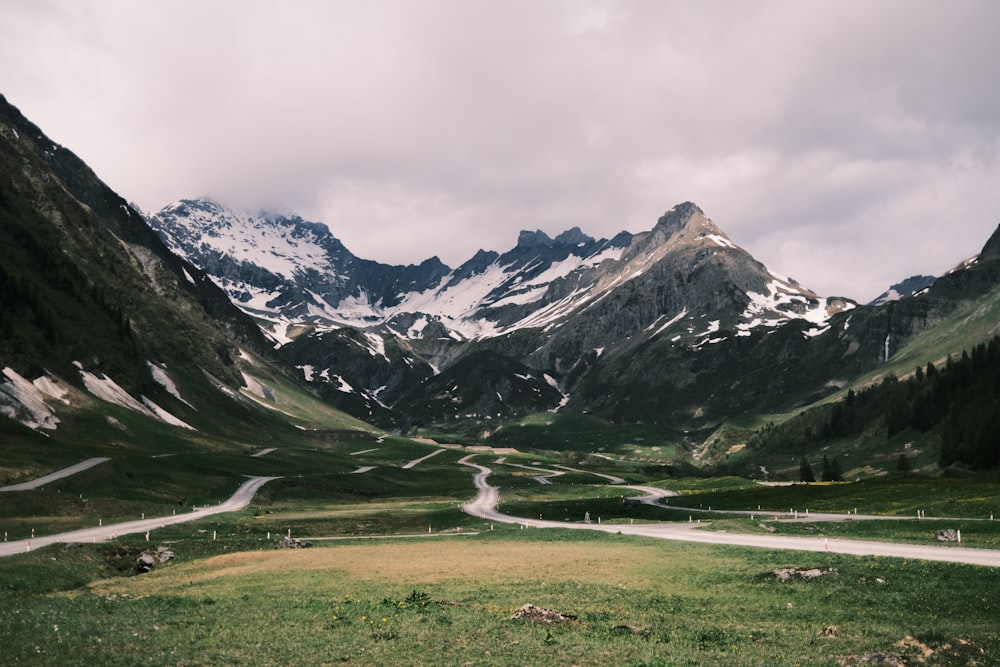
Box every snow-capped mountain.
[149,199,450,343]
[148,198,864,425]
[150,199,642,344]
[149,199,850,347]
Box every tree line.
[749,336,1000,471]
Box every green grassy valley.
[2,383,999,665]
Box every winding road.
[458,456,1000,567]
[7,455,999,567]
[0,476,280,557]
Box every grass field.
[1,531,997,666]
[664,473,1000,519]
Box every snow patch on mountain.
[147,361,194,409]
[650,308,690,337]
[80,369,194,430]
[240,372,275,401]
[543,373,570,412]
[804,324,831,337]
[81,370,149,413]
[740,272,853,333]
[141,396,195,430]
[393,262,510,334]
[701,233,736,249]
[361,332,389,361]
[0,368,61,430]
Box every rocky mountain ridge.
[148,198,868,427]
[870,275,937,306]
[148,199,849,346]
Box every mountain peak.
[516,229,554,247]
[645,201,733,248]
[164,198,220,215]
[554,227,593,246]
[654,201,705,233]
[979,223,1000,261]
[516,226,597,249]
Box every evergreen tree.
[896,454,912,472]
[799,457,816,483]
[821,455,832,482]
[886,396,909,437]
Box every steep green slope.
[0,94,269,392]
[0,93,387,485]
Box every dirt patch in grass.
[90,539,664,597]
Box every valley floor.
[4,455,998,568]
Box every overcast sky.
[3,1,999,301]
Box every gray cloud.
[2,0,998,301]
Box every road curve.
[551,464,627,485]
[0,476,281,557]
[458,456,1000,567]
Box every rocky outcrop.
[136,547,175,573]
[279,536,312,549]
[771,566,838,582]
[510,603,578,623]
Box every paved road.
[458,456,1000,567]
[499,461,567,485]
[402,448,446,469]
[0,458,111,492]
[0,476,280,557]
[551,464,627,485]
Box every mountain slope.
[0,98,270,390]
[0,94,368,446]
[870,275,937,306]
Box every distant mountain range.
[4,90,1000,472]
[146,197,1000,436]
[149,199,848,345]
